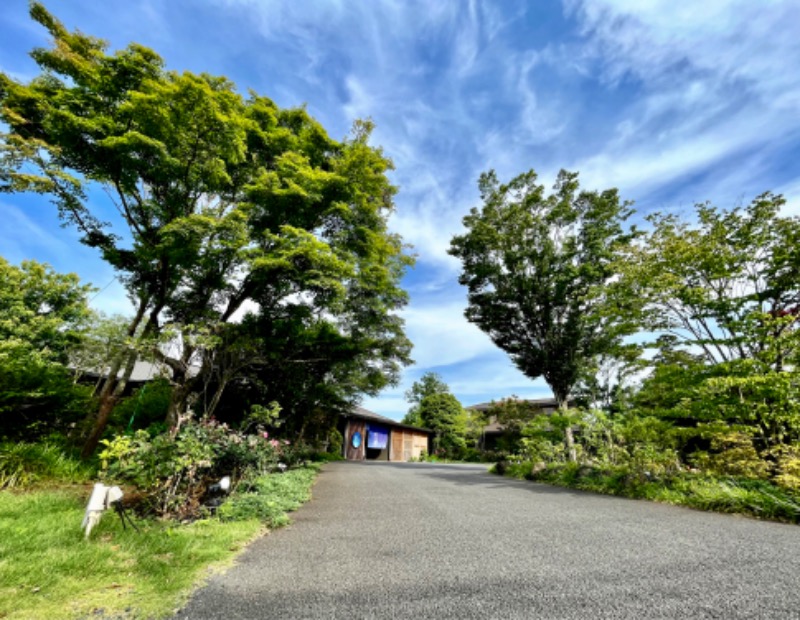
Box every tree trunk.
[166,381,191,433]
[564,424,577,463]
[80,348,139,458]
[164,340,200,433]
[557,399,578,463]
[204,381,228,421]
[80,300,154,458]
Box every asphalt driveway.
[176,461,799,619]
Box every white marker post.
[81,483,124,539]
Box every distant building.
[338,406,432,462]
[467,398,559,451]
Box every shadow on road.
[341,461,595,499]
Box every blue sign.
[351,431,362,449]
[367,424,389,450]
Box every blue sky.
[2,1,800,420]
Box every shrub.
[217,465,319,525]
[772,444,800,491]
[691,428,771,480]
[108,378,172,433]
[0,348,94,441]
[0,441,94,488]
[98,419,289,518]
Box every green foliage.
[107,377,173,434]
[241,401,282,433]
[630,195,800,369]
[418,393,468,459]
[217,465,319,525]
[0,257,96,439]
[0,257,94,361]
[617,195,800,490]
[402,372,450,426]
[1,5,412,453]
[0,441,94,488]
[491,398,554,454]
[98,420,296,518]
[691,427,772,479]
[0,344,94,440]
[495,463,800,523]
[449,169,639,410]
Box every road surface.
[176,461,799,619]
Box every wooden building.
[339,406,431,462]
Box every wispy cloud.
[0,201,72,258]
[562,0,800,205]
[3,0,799,421]
[401,300,495,369]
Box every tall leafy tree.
[630,194,800,369]
[0,4,412,455]
[0,257,94,437]
[449,169,638,461]
[418,393,467,459]
[629,196,800,464]
[402,372,450,426]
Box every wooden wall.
[388,429,430,461]
[390,431,404,462]
[411,432,429,459]
[343,419,430,462]
[345,419,366,461]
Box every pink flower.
[270,439,280,448]
[262,431,269,439]
[283,440,290,445]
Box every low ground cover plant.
[0,462,319,619]
[496,460,800,523]
[98,419,306,520]
[493,407,800,523]
[1,416,320,619]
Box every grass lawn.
[0,467,319,619]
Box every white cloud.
[562,0,800,202]
[776,178,800,218]
[402,300,496,368]
[0,202,72,256]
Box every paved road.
[177,462,800,619]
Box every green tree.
[628,195,800,479]
[0,257,94,361]
[630,194,800,369]
[449,169,638,461]
[402,372,450,426]
[0,5,412,455]
[486,398,548,454]
[207,302,411,444]
[418,393,467,459]
[0,257,94,438]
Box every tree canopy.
[418,392,467,459]
[0,257,94,438]
[402,372,450,427]
[449,169,638,408]
[0,4,412,455]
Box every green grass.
[495,461,800,523]
[218,465,320,526]
[0,442,96,489]
[0,466,319,619]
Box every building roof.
[466,397,559,412]
[468,398,560,435]
[345,406,432,434]
[76,359,201,383]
